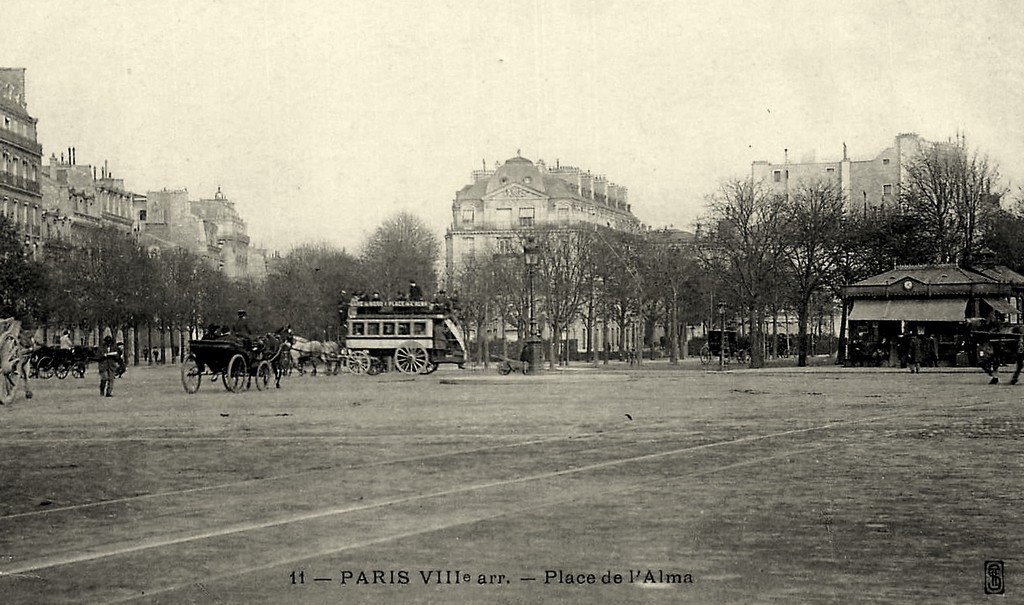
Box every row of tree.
[0,211,441,363]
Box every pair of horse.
[287,336,343,376]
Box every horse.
[290,335,325,376]
[0,318,33,404]
[258,331,290,388]
[321,340,342,375]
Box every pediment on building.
[483,183,546,202]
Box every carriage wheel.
[181,355,202,394]
[37,356,54,379]
[348,351,371,375]
[421,361,438,375]
[255,361,272,391]
[699,345,712,366]
[72,362,86,378]
[55,363,70,379]
[223,354,247,392]
[498,362,512,376]
[394,345,429,374]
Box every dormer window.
[523,176,532,184]
[461,209,474,226]
[882,158,890,165]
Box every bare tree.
[901,139,1004,264]
[701,178,788,368]
[783,181,846,366]
[535,228,594,369]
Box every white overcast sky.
[6,0,1024,251]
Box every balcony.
[0,128,43,155]
[0,172,41,195]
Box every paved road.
[1,364,1020,603]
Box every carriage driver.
[233,310,252,337]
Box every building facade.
[137,187,267,281]
[752,133,927,212]
[445,155,641,279]
[40,154,135,252]
[0,68,44,258]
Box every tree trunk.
[132,321,140,366]
[147,321,153,365]
[159,320,166,364]
[669,296,680,365]
[797,305,810,367]
[749,305,766,369]
[836,299,849,365]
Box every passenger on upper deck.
[409,280,423,302]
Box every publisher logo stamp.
[985,560,1004,595]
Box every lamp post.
[718,302,727,371]
[523,235,541,373]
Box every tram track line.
[0,424,646,521]
[103,443,832,605]
[0,407,935,577]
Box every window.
[397,322,411,336]
[557,207,569,222]
[413,322,427,335]
[497,237,515,255]
[883,184,893,195]
[519,207,535,227]
[351,322,365,336]
[463,236,475,258]
[461,209,474,226]
[523,176,532,184]
[826,167,835,174]
[882,158,890,165]
[773,170,781,182]
[367,322,380,335]
[496,207,512,228]
[382,323,396,336]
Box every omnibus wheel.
[181,355,202,393]
[394,344,429,374]
[55,363,70,379]
[348,351,371,375]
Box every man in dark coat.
[98,335,119,397]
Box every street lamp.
[523,235,541,373]
[718,302,727,371]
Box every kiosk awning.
[983,298,1016,316]
[849,298,968,322]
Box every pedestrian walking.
[98,335,119,397]
[907,333,922,374]
[1009,328,1024,385]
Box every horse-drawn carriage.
[343,300,467,375]
[181,333,288,393]
[32,345,102,379]
[699,330,749,365]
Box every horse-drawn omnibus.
[345,300,466,374]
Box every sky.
[6,0,1024,253]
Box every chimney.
[93,166,96,180]
[71,147,76,165]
